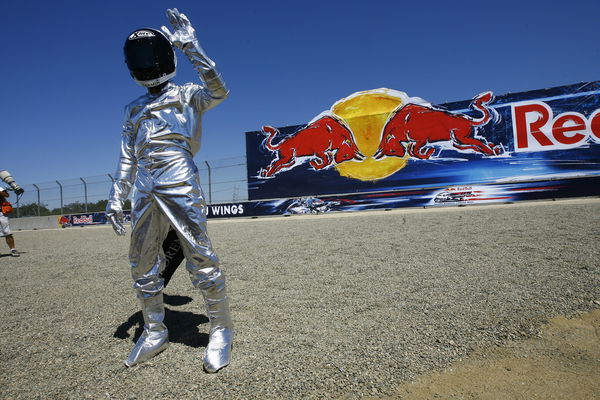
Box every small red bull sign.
[72,215,93,224]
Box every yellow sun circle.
[332,89,409,181]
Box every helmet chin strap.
[135,69,177,87]
[147,81,170,95]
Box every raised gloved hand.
[106,203,126,236]
[161,8,198,51]
[161,8,216,71]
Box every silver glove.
[161,8,215,71]
[106,206,126,236]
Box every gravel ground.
[0,198,599,399]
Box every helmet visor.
[124,30,175,83]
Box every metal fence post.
[32,184,41,216]
[56,180,64,215]
[204,160,212,204]
[233,184,239,202]
[80,177,88,213]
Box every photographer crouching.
[0,170,24,257]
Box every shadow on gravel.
[0,252,26,257]
[113,294,210,349]
[164,294,193,306]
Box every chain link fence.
[10,156,248,218]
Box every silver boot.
[199,270,234,373]
[124,291,169,367]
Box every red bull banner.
[58,211,131,228]
[246,81,600,202]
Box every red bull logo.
[373,92,502,160]
[72,215,93,224]
[259,88,503,181]
[259,114,365,178]
[511,100,600,152]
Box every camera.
[0,170,25,195]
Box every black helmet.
[124,28,176,87]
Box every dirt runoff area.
[391,308,600,399]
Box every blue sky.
[2,0,599,186]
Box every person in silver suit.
[106,8,233,372]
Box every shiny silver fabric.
[125,291,169,367]
[199,269,234,372]
[161,9,227,99]
[107,8,233,371]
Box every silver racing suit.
[107,9,233,372]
